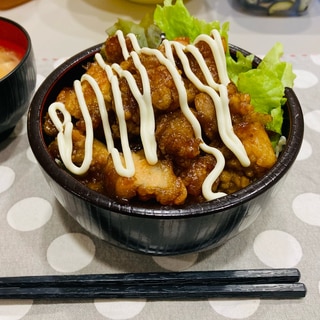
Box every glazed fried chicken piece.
[188,40,220,84]
[218,169,251,194]
[216,119,276,194]
[155,108,218,200]
[136,53,180,112]
[155,109,201,159]
[177,155,218,198]
[104,150,188,205]
[210,82,277,194]
[116,51,196,119]
[188,81,276,194]
[227,82,277,174]
[43,62,112,136]
[234,121,277,175]
[104,35,182,115]
[114,76,141,136]
[48,129,110,194]
[194,92,219,141]
[103,35,134,64]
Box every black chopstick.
[0,268,301,288]
[0,283,306,300]
[0,268,306,300]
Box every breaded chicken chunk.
[104,150,187,205]
[48,129,110,193]
[155,109,201,159]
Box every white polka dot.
[26,147,38,163]
[253,230,302,268]
[94,299,146,320]
[152,253,198,271]
[208,299,260,319]
[0,166,15,194]
[296,139,312,161]
[47,233,95,273]
[293,193,320,226]
[0,300,33,320]
[7,197,52,231]
[304,110,320,133]
[293,69,318,88]
[310,54,320,66]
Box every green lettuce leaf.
[106,14,162,48]
[226,51,254,85]
[153,0,222,42]
[258,42,295,88]
[237,68,284,134]
[106,19,149,47]
[230,42,296,136]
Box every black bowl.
[27,43,304,255]
[0,17,37,141]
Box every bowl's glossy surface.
[0,17,37,141]
[27,43,304,255]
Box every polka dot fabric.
[0,54,319,319]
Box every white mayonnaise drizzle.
[49,81,94,175]
[48,29,250,201]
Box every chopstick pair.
[0,268,306,300]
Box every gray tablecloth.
[0,53,319,319]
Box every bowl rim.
[27,43,304,218]
[0,17,33,82]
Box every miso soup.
[0,42,23,78]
